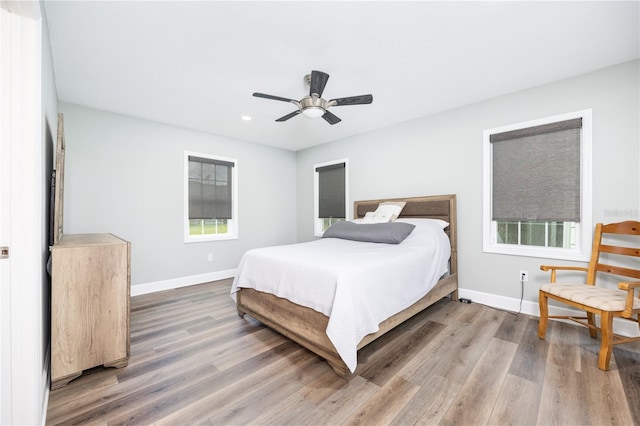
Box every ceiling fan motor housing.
[300,94,326,109]
[253,70,372,124]
[299,95,333,117]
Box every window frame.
[482,109,592,261]
[314,158,349,237]
[184,151,238,243]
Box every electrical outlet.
[207,253,213,262]
[520,270,528,282]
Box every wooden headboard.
[353,194,457,275]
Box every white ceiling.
[44,1,639,151]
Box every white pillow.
[372,201,406,222]
[396,218,450,229]
[359,211,389,224]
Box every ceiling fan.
[253,70,373,125]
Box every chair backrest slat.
[599,244,640,257]
[602,221,640,235]
[594,263,640,280]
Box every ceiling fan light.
[302,107,324,119]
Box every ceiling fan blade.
[309,70,330,97]
[275,110,301,122]
[253,92,297,103]
[330,94,373,106]
[322,110,341,125]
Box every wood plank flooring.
[46,279,640,425]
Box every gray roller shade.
[316,162,346,218]
[189,156,234,220]
[491,118,581,222]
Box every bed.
[231,194,458,378]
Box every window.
[314,159,348,236]
[185,152,238,242]
[483,110,592,261]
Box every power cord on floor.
[455,277,526,316]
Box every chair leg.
[598,311,614,371]
[587,312,597,338]
[538,290,549,339]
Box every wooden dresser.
[49,114,131,390]
[50,233,131,390]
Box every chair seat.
[541,283,640,312]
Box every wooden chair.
[538,221,640,371]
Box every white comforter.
[230,219,451,373]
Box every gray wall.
[296,60,639,305]
[59,103,297,286]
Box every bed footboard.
[236,272,457,378]
[237,288,351,378]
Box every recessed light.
[241,115,252,121]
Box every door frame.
[0,5,13,424]
[0,1,47,424]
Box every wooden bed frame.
[236,194,458,378]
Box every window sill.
[483,243,590,262]
[184,234,238,243]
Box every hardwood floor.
[46,279,640,425]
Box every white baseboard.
[131,269,237,297]
[458,287,640,338]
